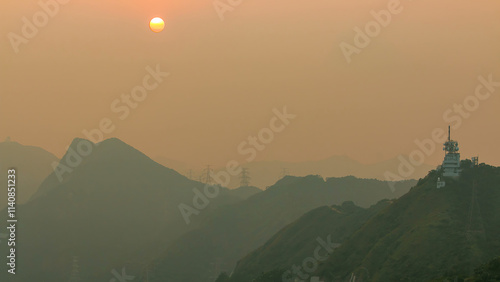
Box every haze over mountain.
[0,136,496,282]
[2,0,499,280]
[146,175,416,281]
[222,162,500,281]
[228,185,262,200]
[0,138,244,281]
[2,0,500,167]
[0,138,58,210]
[155,155,433,189]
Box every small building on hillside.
[437,177,446,189]
[442,126,460,178]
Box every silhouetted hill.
[311,162,500,281]
[468,256,500,281]
[0,139,58,209]
[229,186,262,200]
[146,175,416,281]
[0,138,242,282]
[429,256,500,281]
[156,155,433,189]
[228,200,392,282]
[153,156,192,176]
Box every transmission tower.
[186,169,194,180]
[209,257,230,282]
[140,261,152,282]
[471,156,479,167]
[466,179,485,241]
[202,165,214,184]
[281,168,290,178]
[68,256,81,282]
[239,168,251,187]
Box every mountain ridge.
[155,154,433,189]
[313,162,500,281]
[146,174,416,281]
[0,139,58,209]
[0,137,244,282]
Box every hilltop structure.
[442,126,461,178]
[436,177,446,189]
[472,156,479,167]
[239,168,251,187]
[437,126,462,188]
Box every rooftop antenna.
[448,125,451,142]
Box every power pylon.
[209,257,229,282]
[68,256,81,282]
[186,169,194,180]
[202,165,214,184]
[239,168,251,187]
[140,261,152,282]
[281,168,290,178]
[466,179,485,241]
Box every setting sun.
[149,17,165,33]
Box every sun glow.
[149,17,165,33]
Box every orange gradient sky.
[1,0,499,167]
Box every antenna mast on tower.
[441,125,461,178]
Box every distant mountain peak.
[67,137,128,149]
[0,141,58,207]
[68,137,94,148]
[62,137,141,161]
[97,137,127,146]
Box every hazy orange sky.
[1,0,499,167]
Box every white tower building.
[442,126,460,178]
